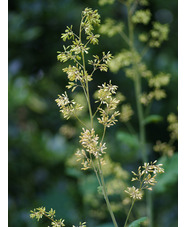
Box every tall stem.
[134,70,147,162]
[79,28,118,226]
[98,158,118,227]
[78,15,119,226]
[127,4,152,227]
[79,19,94,129]
[82,52,93,128]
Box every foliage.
[128,217,147,227]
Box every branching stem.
[78,19,118,227]
[125,4,153,227]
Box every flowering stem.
[98,158,118,227]
[92,102,102,118]
[126,4,153,227]
[79,18,94,129]
[124,199,135,227]
[73,111,90,129]
[78,12,117,227]
[101,125,106,144]
[81,48,94,128]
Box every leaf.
[128,217,147,227]
[143,115,163,125]
[65,168,83,178]
[116,131,139,149]
[154,153,178,193]
[97,223,114,227]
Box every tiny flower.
[119,104,133,122]
[55,92,83,119]
[125,186,143,200]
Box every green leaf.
[65,167,83,178]
[116,131,139,149]
[128,217,147,227]
[143,115,163,125]
[97,223,114,227]
[154,153,178,193]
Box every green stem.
[126,5,153,227]
[134,72,147,162]
[78,17,117,227]
[124,199,135,227]
[98,158,118,227]
[119,30,131,46]
[73,111,89,129]
[125,121,136,135]
[79,20,93,129]
[101,125,107,144]
[92,102,102,118]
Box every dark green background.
[8,0,177,226]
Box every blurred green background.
[8,0,177,226]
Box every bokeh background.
[8,0,178,226]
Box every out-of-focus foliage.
[9,0,177,226]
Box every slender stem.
[78,17,118,227]
[92,102,102,118]
[101,125,107,144]
[125,121,136,135]
[43,213,55,223]
[141,44,149,59]
[124,199,135,227]
[73,111,90,129]
[83,54,94,129]
[118,30,131,46]
[90,155,102,188]
[79,19,94,128]
[130,0,139,15]
[127,3,147,162]
[126,4,153,227]
[134,71,147,162]
[98,158,118,227]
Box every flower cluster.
[55,92,83,119]
[119,104,134,123]
[80,128,107,157]
[88,51,113,72]
[167,113,178,141]
[125,186,143,200]
[153,140,174,157]
[30,207,86,227]
[55,8,120,175]
[131,161,164,190]
[57,8,101,70]
[148,72,170,89]
[81,8,101,36]
[138,22,169,48]
[99,18,124,37]
[30,207,65,226]
[153,112,177,157]
[76,128,107,170]
[94,81,120,127]
[125,161,164,200]
[149,22,169,48]
[98,0,115,6]
[140,72,170,105]
[58,8,101,61]
[73,222,87,227]
[138,0,149,6]
[132,10,151,25]
[56,7,114,117]
[63,64,92,92]
[109,49,140,74]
